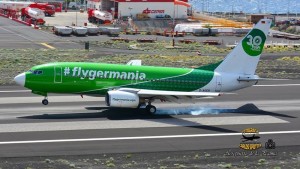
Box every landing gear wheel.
[146,105,156,114]
[42,99,48,105]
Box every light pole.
[65,0,68,12]
[113,0,116,19]
[128,7,132,18]
[287,0,290,19]
[172,2,175,47]
[75,0,77,26]
[75,0,78,26]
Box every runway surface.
[0,80,299,157]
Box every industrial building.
[87,0,190,19]
[246,14,275,24]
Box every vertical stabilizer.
[215,19,271,75]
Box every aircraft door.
[54,66,62,83]
[215,76,222,92]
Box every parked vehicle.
[156,14,171,19]
[21,7,45,25]
[88,9,112,24]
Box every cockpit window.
[32,70,43,75]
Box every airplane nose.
[14,73,26,86]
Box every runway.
[0,80,299,157]
[0,17,82,49]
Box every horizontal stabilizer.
[237,77,289,81]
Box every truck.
[0,1,55,17]
[21,7,45,25]
[28,3,55,16]
[88,9,112,24]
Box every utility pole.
[75,0,78,26]
[287,0,290,19]
[172,2,175,47]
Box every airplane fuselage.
[24,62,255,97]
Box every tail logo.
[242,29,266,57]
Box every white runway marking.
[0,90,30,93]
[0,130,299,145]
[0,115,288,133]
[255,84,300,87]
[0,96,102,104]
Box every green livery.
[25,62,219,96]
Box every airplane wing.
[117,88,221,102]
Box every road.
[0,80,299,157]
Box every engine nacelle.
[105,91,139,108]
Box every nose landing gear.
[42,97,48,105]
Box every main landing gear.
[42,97,48,105]
[145,100,157,114]
[146,105,156,114]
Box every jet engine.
[105,91,139,108]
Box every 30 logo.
[242,29,266,57]
[246,35,262,51]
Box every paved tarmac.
[0,17,82,49]
[0,80,299,157]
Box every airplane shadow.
[234,103,296,118]
[19,108,237,133]
[19,107,170,120]
[18,103,295,133]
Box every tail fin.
[215,19,271,75]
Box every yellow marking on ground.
[192,13,253,28]
[41,43,56,49]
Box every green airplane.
[14,19,271,114]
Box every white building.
[87,0,190,19]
